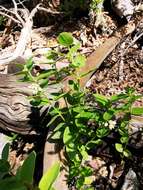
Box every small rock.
[128,115,143,148]
[121,168,139,190]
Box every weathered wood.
[0,73,60,135]
[0,74,39,134]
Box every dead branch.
[0,2,41,65]
[12,0,25,25]
[0,0,62,66]
[123,32,143,55]
[38,6,61,15]
[0,11,20,24]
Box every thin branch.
[38,7,62,15]
[0,6,16,15]
[0,11,20,24]
[29,3,42,20]
[12,0,25,26]
[123,31,143,55]
[17,0,27,9]
[0,3,61,65]
[0,4,41,65]
[17,8,29,20]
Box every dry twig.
[123,31,143,55]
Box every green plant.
[51,87,143,189]
[0,143,60,190]
[89,0,106,29]
[19,32,143,189]
[90,0,104,12]
[0,16,6,27]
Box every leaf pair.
[0,143,60,190]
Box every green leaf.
[51,130,63,140]
[120,136,129,144]
[63,127,78,161]
[76,177,84,189]
[75,118,86,129]
[69,43,80,54]
[57,32,73,47]
[2,143,10,161]
[39,162,60,190]
[73,106,84,113]
[63,126,72,145]
[67,43,81,62]
[39,79,49,88]
[72,54,86,68]
[68,80,79,91]
[66,93,82,105]
[17,151,36,184]
[53,123,65,132]
[30,98,41,106]
[37,97,50,106]
[25,57,33,70]
[131,107,143,116]
[0,159,10,179]
[46,51,58,62]
[115,143,123,153]
[76,110,94,119]
[0,177,26,190]
[84,176,94,185]
[118,129,128,136]
[80,145,88,160]
[125,87,135,94]
[123,149,132,157]
[103,109,114,121]
[36,70,55,81]
[86,139,102,150]
[47,115,60,128]
[66,145,80,162]
[93,94,109,106]
[51,123,66,140]
[118,121,129,136]
[111,94,128,102]
[96,127,109,138]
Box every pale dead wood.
[38,6,61,14]
[0,71,62,135]
[0,1,59,66]
[0,3,40,65]
[32,25,55,34]
[0,74,38,135]
[12,0,25,25]
[0,10,20,24]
